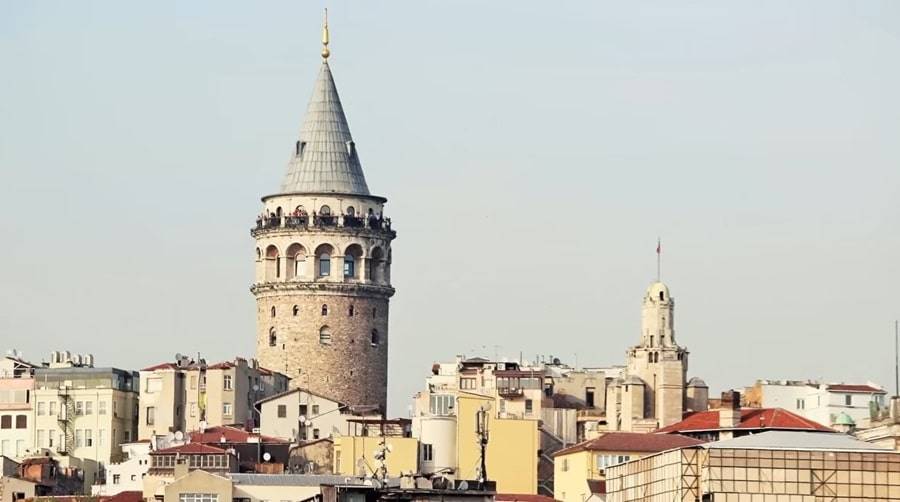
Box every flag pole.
[656,238,661,282]
[895,320,898,397]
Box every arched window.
[659,291,664,301]
[372,308,377,319]
[319,253,331,276]
[255,248,261,261]
[349,305,354,317]
[344,244,363,280]
[292,305,299,317]
[286,243,307,280]
[270,306,276,318]
[319,326,332,345]
[268,328,276,347]
[369,247,385,283]
[346,206,355,216]
[322,304,328,316]
[344,254,355,278]
[370,329,379,346]
[315,244,334,278]
[265,245,280,282]
[320,205,331,216]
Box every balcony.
[252,213,394,237]
[498,387,524,398]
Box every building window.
[190,403,197,417]
[222,403,233,417]
[311,405,320,415]
[299,405,308,417]
[796,398,805,410]
[312,428,320,439]
[525,399,533,414]
[562,458,569,472]
[224,375,233,390]
[349,305,354,316]
[422,444,434,462]
[321,304,328,316]
[319,326,332,345]
[845,394,852,406]
[37,402,46,416]
[429,395,455,416]
[85,401,93,415]
[460,378,476,390]
[277,405,286,418]
[146,407,155,426]
[586,387,596,408]
[85,429,93,447]
[179,494,219,502]
[99,401,107,415]
[371,329,379,346]
[36,430,45,448]
[372,308,377,319]
[75,429,84,448]
[113,474,120,484]
[49,401,56,416]
[319,253,331,276]
[343,254,355,277]
[271,306,276,318]
[269,327,277,347]
[0,416,9,429]
[75,401,84,416]
[15,415,26,429]
[99,429,106,446]
[293,305,299,316]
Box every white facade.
[414,416,457,474]
[258,389,361,442]
[91,442,151,496]
[750,380,886,429]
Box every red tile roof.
[827,384,885,394]
[553,432,705,457]
[655,408,833,434]
[105,492,143,502]
[188,425,287,444]
[141,362,178,371]
[151,443,229,455]
[496,494,559,502]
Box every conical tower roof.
[279,62,371,195]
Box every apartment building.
[0,354,36,460]
[744,379,887,429]
[138,355,289,440]
[32,352,139,490]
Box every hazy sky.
[1,1,899,415]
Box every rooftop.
[151,443,230,455]
[705,430,892,452]
[228,473,380,486]
[553,432,705,457]
[656,408,833,434]
[826,384,886,394]
[188,425,287,444]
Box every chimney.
[719,390,742,429]
[890,396,900,423]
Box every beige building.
[251,20,396,411]
[138,355,289,440]
[0,354,36,460]
[32,354,139,490]
[606,281,707,433]
[142,443,238,500]
[333,418,418,479]
[552,432,704,502]
[606,430,900,501]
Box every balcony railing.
[253,214,393,234]
[498,387,524,398]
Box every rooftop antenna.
[321,9,330,61]
[895,320,898,397]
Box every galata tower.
[251,16,395,411]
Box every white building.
[257,388,377,443]
[0,354,36,460]
[745,380,886,429]
[91,441,151,496]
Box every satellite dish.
[263,452,272,462]
[175,353,183,361]
[165,432,176,444]
[252,384,260,392]
[305,420,313,427]
[356,458,366,468]
[298,415,307,423]
[458,481,469,491]
[174,431,184,441]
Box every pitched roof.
[279,62,370,196]
[655,408,833,434]
[188,425,287,444]
[151,443,229,455]
[705,430,892,452]
[553,432,705,457]
[104,491,144,502]
[141,362,178,371]
[826,384,885,394]
[254,387,346,408]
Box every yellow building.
[333,418,418,478]
[552,432,703,502]
[455,392,540,495]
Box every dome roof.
[834,412,856,426]
[646,281,671,300]
[687,377,708,388]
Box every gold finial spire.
[321,8,330,61]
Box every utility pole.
[476,405,489,486]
